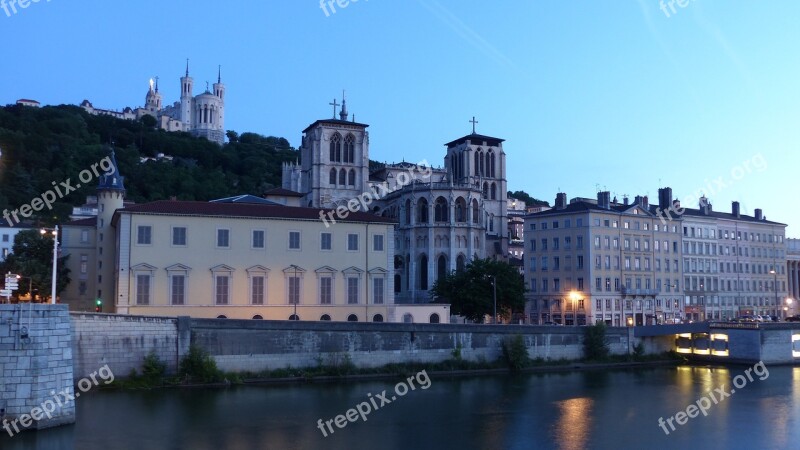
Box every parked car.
[786,315,800,322]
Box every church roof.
[445,133,504,148]
[302,118,369,133]
[97,151,125,192]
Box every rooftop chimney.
[623,195,629,206]
[658,187,673,210]
[555,192,567,210]
[700,196,712,215]
[642,195,649,210]
[732,201,740,218]
[597,191,611,209]
[755,208,763,220]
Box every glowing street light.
[40,226,58,304]
[569,291,582,326]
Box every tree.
[508,190,549,207]
[0,229,70,301]
[140,114,157,128]
[430,258,526,323]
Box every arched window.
[489,214,494,232]
[344,134,355,163]
[289,314,299,321]
[437,254,447,281]
[405,199,411,224]
[472,199,480,224]
[429,313,441,324]
[347,314,359,322]
[490,182,497,200]
[434,197,448,222]
[394,274,401,293]
[329,168,337,186]
[403,313,414,323]
[479,149,485,176]
[320,314,331,321]
[339,168,346,185]
[456,254,466,273]
[417,198,429,224]
[455,197,466,222]
[252,315,263,320]
[482,182,489,199]
[488,149,495,177]
[419,254,428,290]
[348,169,356,186]
[474,150,482,176]
[216,315,227,319]
[373,314,384,322]
[330,132,342,162]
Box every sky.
[2,0,799,234]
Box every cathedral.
[283,99,509,303]
[80,60,226,145]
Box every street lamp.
[289,264,300,320]
[569,291,581,326]
[486,275,497,324]
[770,269,779,318]
[786,297,794,320]
[40,226,58,305]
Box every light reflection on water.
[1,365,799,450]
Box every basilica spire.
[339,90,348,121]
[185,58,190,77]
[217,65,221,83]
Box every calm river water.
[2,365,799,450]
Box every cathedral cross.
[329,98,340,118]
[470,116,479,134]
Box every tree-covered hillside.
[0,104,299,226]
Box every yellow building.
[111,199,446,322]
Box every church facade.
[80,61,226,145]
[283,100,509,304]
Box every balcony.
[621,287,659,296]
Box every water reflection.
[1,366,798,450]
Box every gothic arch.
[339,168,346,185]
[344,133,355,163]
[482,182,489,199]
[329,168,337,186]
[348,169,356,186]
[419,254,429,290]
[437,254,448,282]
[472,198,480,224]
[417,198,429,224]
[330,132,342,162]
[434,196,448,222]
[455,197,467,222]
[490,182,497,200]
[487,148,495,177]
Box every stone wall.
[0,304,74,432]
[70,312,181,380]
[189,319,635,372]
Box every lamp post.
[786,297,793,320]
[770,269,779,318]
[41,226,58,304]
[289,264,300,320]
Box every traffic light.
[95,299,102,313]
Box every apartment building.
[524,191,685,326]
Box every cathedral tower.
[180,59,194,125]
[96,149,125,312]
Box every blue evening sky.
[2,0,798,234]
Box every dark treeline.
[0,104,298,226]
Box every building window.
[347,277,359,304]
[80,229,89,243]
[288,275,301,304]
[252,230,265,249]
[217,229,230,248]
[136,274,151,305]
[289,231,301,250]
[137,226,152,245]
[373,277,385,304]
[80,254,88,274]
[215,275,230,305]
[319,276,333,304]
[251,276,265,305]
[373,234,384,252]
[172,227,187,246]
[171,275,185,305]
[321,232,332,250]
[348,233,359,251]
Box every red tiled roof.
[114,200,395,224]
